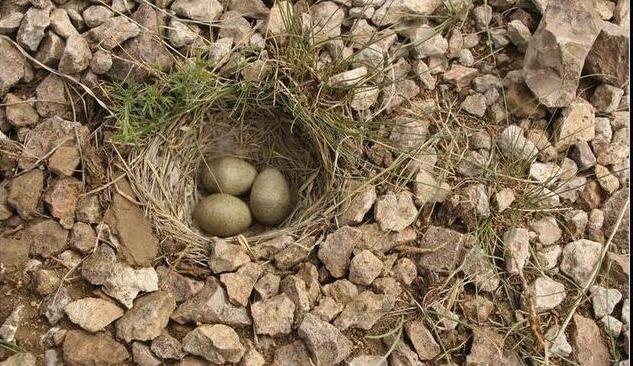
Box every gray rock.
[16,6,51,51]
[311,296,344,322]
[503,228,530,274]
[460,93,487,116]
[544,325,572,358]
[600,314,623,337]
[298,313,353,365]
[374,191,417,231]
[50,9,77,39]
[334,290,393,330]
[86,16,140,50]
[405,320,440,360]
[182,324,245,364]
[82,5,111,28]
[251,294,295,336]
[590,285,622,319]
[0,37,26,97]
[42,287,72,325]
[208,238,251,273]
[498,125,537,161]
[554,97,595,151]
[0,305,23,342]
[585,21,629,87]
[592,84,624,113]
[402,24,448,59]
[90,49,112,75]
[560,239,602,286]
[0,353,36,366]
[371,0,442,26]
[462,244,500,292]
[327,66,367,88]
[349,250,382,285]
[530,276,566,312]
[219,262,262,307]
[116,291,176,342]
[535,245,562,271]
[473,4,492,29]
[34,30,65,67]
[0,13,24,35]
[59,34,91,74]
[171,0,223,22]
[495,188,515,212]
[150,332,185,360]
[523,0,600,107]
[506,19,531,51]
[529,216,561,247]
[64,297,123,332]
[340,184,376,226]
[317,226,362,278]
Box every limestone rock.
[374,191,417,231]
[585,21,629,87]
[58,34,92,74]
[8,169,44,219]
[132,343,161,366]
[417,226,469,272]
[271,341,312,366]
[554,97,595,151]
[220,262,262,307]
[462,244,500,292]
[530,276,566,312]
[4,93,39,127]
[523,1,600,107]
[64,297,124,332]
[151,332,185,360]
[499,125,537,161]
[63,330,129,366]
[317,226,362,278]
[602,189,629,250]
[48,145,80,176]
[590,285,622,319]
[503,228,530,274]
[171,0,223,22]
[560,239,602,286]
[251,294,295,336]
[0,353,36,366]
[27,219,69,258]
[116,291,176,342]
[298,313,353,365]
[182,324,245,364]
[544,325,572,358]
[16,6,51,52]
[467,327,521,365]
[529,216,562,246]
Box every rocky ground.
[0,0,630,365]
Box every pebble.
[590,285,623,319]
[560,239,603,286]
[530,276,566,312]
[64,297,124,332]
[298,313,353,365]
[182,324,245,364]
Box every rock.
[44,177,82,229]
[462,244,500,292]
[89,49,112,74]
[104,193,159,267]
[462,295,495,324]
[20,117,88,170]
[86,16,139,50]
[50,9,77,39]
[495,188,515,212]
[48,145,80,176]
[402,24,448,59]
[503,228,530,274]
[417,226,469,272]
[241,348,265,366]
[389,341,422,366]
[0,353,36,366]
[297,263,320,306]
[572,314,610,366]
[274,242,311,270]
[76,195,101,224]
[64,297,124,332]
[348,250,382,285]
[506,19,531,51]
[571,141,597,169]
[171,0,223,22]
[317,226,362,278]
[8,169,44,219]
[560,239,602,286]
[167,18,199,48]
[157,267,203,303]
[499,125,537,161]
[443,64,478,89]
[592,84,624,113]
[327,66,367,87]
[600,315,623,337]
[590,285,622,319]
[460,93,487,117]
[374,191,417,231]
[405,320,441,360]
[151,332,185,360]
[311,296,343,322]
[171,277,251,326]
[271,341,313,366]
[544,325,572,358]
[392,258,417,286]
[63,330,129,366]
[33,269,61,295]
[107,4,173,82]
[280,275,311,325]
[371,0,442,26]
[602,189,629,250]
[412,60,436,90]
[17,6,51,52]
[182,324,245,364]
[349,355,387,366]
[25,219,69,258]
[69,222,96,253]
[351,85,380,111]
[298,313,353,365]
[340,184,376,225]
[116,291,176,342]
[554,97,595,151]
[220,262,262,307]
[0,38,26,96]
[595,164,620,194]
[322,279,358,304]
[0,305,23,342]
[535,245,562,271]
[208,238,250,273]
[251,235,292,260]
[529,216,561,247]
[522,0,600,107]
[529,162,561,186]
[623,298,630,324]
[333,290,393,330]
[412,169,449,206]
[82,5,111,28]
[0,13,24,35]
[4,93,39,127]
[458,183,490,228]
[251,294,295,336]
[58,34,92,74]
[42,286,72,325]
[530,276,566,312]
[253,273,280,300]
[585,21,629,87]
[467,327,521,365]
[228,0,268,18]
[132,343,161,366]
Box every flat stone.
[600,315,623,337]
[7,169,44,219]
[157,266,203,303]
[251,294,295,336]
[253,273,280,300]
[585,21,629,87]
[48,145,80,176]
[499,125,537,161]
[16,6,51,52]
[590,285,623,319]
[530,276,566,312]
[182,324,245,364]
[495,188,515,212]
[402,24,448,59]
[405,320,441,360]
[104,193,159,267]
[374,191,417,231]
[560,239,602,287]
[220,262,262,307]
[44,177,82,229]
[348,250,382,285]
[116,291,176,342]
[333,290,393,330]
[529,216,562,246]
[64,297,124,332]
[311,296,343,322]
[63,330,129,366]
[340,184,376,225]
[523,0,600,107]
[171,277,251,326]
[208,238,250,273]
[443,64,478,89]
[503,227,530,274]
[418,226,469,272]
[572,314,610,366]
[298,313,353,365]
[317,226,362,278]
[554,97,595,151]
[461,93,487,117]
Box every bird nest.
[122,108,348,267]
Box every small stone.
[412,60,436,90]
[535,245,562,271]
[182,324,245,364]
[402,24,448,59]
[151,332,185,360]
[90,50,112,74]
[545,325,572,358]
[592,84,624,113]
[298,313,353,365]
[167,18,200,47]
[529,216,562,247]
[86,16,140,50]
[321,279,358,305]
[460,93,487,117]
[0,305,23,342]
[417,226,469,272]
[251,294,295,336]
[64,297,124,332]
[503,228,530,274]
[351,86,379,111]
[473,4,492,29]
[0,13,24,35]
[374,191,417,231]
[600,315,623,337]
[48,145,80,176]
[4,93,39,127]
[0,38,26,96]
[467,327,521,365]
[132,343,161,366]
[623,298,630,324]
[44,177,82,229]
[76,195,101,223]
[595,164,620,194]
[371,0,442,26]
[328,66,367,87]
[585,21,629,87]
[83,6,111,28]
[17,6,51,52]
[571,141,597,170]
[33,269,61,295]
[529,162,561,185]
[462,244,500,292]
[499,125,537,160]
[457,48,475,66]
[340,184,376,225]
[506,19,531,51]
[116,291,176,342]
[405,320,441,360]
[253,273,280,300]
[220,262,261,307]
[271,341,312,366]
[50,9,77,39]
[208,239,251,273]
[554,98,595,151]
[311,296,343,322]
[462,295,495,324]
[317,226,362,278]
[69,222,96,254]
[28,219,70,258]
[0,353,36,366]
[443,64,478,89]
[42,287,71,325]
[572,314,611,366]
[495,188,515,212]
[530,276,566,312]
[348,250,382,286]
[63,330,129,366]
[392,258,417,286]
[590,285,623,319]
[157,266,203,304]
[334,290,394,330]
[349,355,387,366]
[8,169,44,219]
[560,239,603,286]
